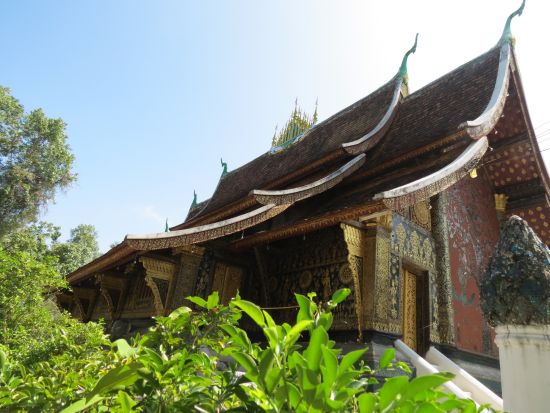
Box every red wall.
[446,174,499,356]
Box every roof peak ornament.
[191,190,197,208]
[220,158,228,177]
[270,99,317,153]
[398,33,419,85]
[500,0,525,46]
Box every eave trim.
[460,44,511,139]
[125,203,290,250]
[251,154,366,205]
[373,136,489,209]
[342,78,403,154]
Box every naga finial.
[398,33,419,85]
[191,190,197,208]
[500,0,525,46]
[220,158,228,177]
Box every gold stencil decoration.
[396,223,407,251]
[412,200,431,231]
[374,234,392,321]
[403,269,417,350]
[338,263,354,285]
[299,270,313,290]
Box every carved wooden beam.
[95,274,129,320]
[140,256,177,315]
[73,287,99,322]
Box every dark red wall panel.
[446,174,499,356]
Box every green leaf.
[60,394,104,413]
[330,288,350,305]
[320,345,337,389]
[168,306,191,320]
[207,291,220,309]
[338,348,367,375]
[264,366,282,393]
[283,320,313,348]
[186,295,208,308]
[401,373,454,404]
[304,326,328,371]
[88,362,142,398]
[114,339,137,358]
[378,376,408,410]
[379,347,395,370]
[117,390,136,413]
[231,351,258,379]
[295,293,312,323]
[287,382,301,409]
[232,299,265,327]
[358,393,375,413]
[258,349,275,387]
[263,310,277,328]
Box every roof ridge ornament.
[499,0,525,46]
[220,158,228,177]
[398,33,419,85]
[191,190,197,208]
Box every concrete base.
[495,325,550,413]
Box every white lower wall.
[495,325,550,413]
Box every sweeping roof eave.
[67,203,290,284]
[232,136,488,250]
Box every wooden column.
[341,222,367,341]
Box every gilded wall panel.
[266,227,356,329]
[374,228,400,333]
[390,214,439,341]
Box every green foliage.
[0,290,499,412]
[0,243,106,367]
[51,224,101,275]
[3,221,100,276]
[0,86,76,236]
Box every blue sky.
[2,0,549,251]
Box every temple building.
[60,2,548,392]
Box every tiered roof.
[67,0,550,284]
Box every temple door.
[402,269,429,355]
[211,263,243,304]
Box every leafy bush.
[0,289,494,413]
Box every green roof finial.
[398,33,419,85]
[164,218,169,233]
[191,190,197,208]
[220,158,228,177]
[500,0,525,46]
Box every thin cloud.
[140,206,164,224]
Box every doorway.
[402,268,430,355]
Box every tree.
[52,224,100,275]
[0,86,75,236]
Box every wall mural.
[446,175,500,355]
[265,227,358,330]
